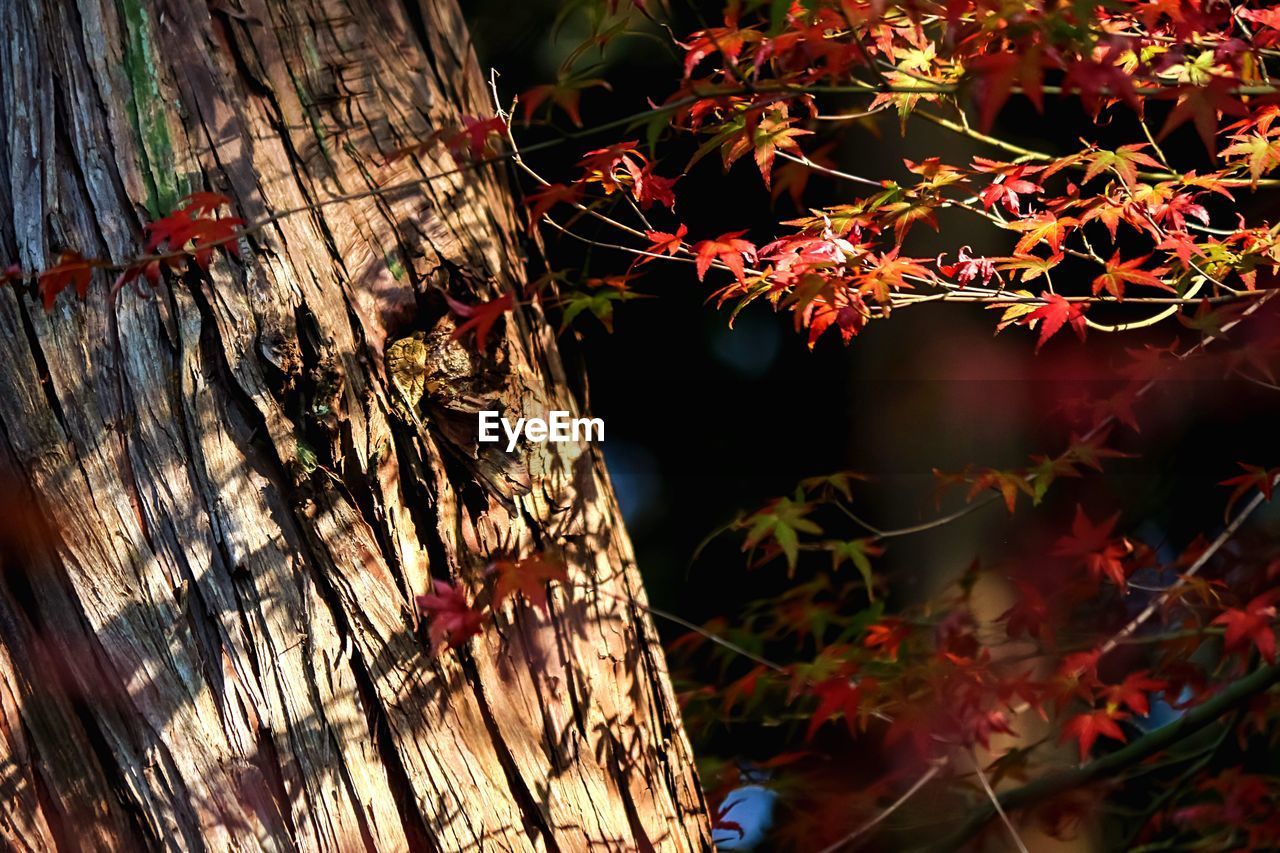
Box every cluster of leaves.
[673,434,1280,846]
[513,0,1280,352]
[4,193,245,311]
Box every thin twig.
[973,754,1030,853]
[814,762,945,853]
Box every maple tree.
[8,0,1280,849]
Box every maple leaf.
[681,17,763,78]
[1157,79,1250,155]
[973,158,1044,216]
[444,292,515,354]
[639,224,688,262]
[416,580,486,649]
[446,115,508,159]
[805,676,862,741]
[827,537,884,599]
[1024,294,1087,352]
[576,140,676,210]
[721,665,767,713]
[994,254,1063,285]
[854,249,929,303]
[1219,463,1279,516]
[1240,7,1280,30]
[966,468,1033,513]
[862,619,908,660]
[1061,708,1127,761]
[740,496,821,574]
[1061,53,1140,115]
[112,259,172,300]
[490,555,568,614]
[1178,297,1241,340]
[967,48,1045,132]
[558,287,642,333]
[1001,579,1052,643]
[800,291,867,348]
[1092,252,1173,300]
[722,108,812,188]
[179,191,233,216]
[1052,506,1132,591]
[1081,145,1163,187]
[144,202,245,267]
[1008,214,1076,257]
[520,77,609,127]
[1103,671,1167,717]
[1222,133,1280,187]
[38,251,98,311]
[524,183,582,224]
[798,471,870,502]
[1212,592,1279,664]
[693,231,757,285]
[631,164,678,210]
[772,141,835,209]
[937,246,1000,285]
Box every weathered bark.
[0,1,711,849]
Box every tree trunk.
[0,1,711,849]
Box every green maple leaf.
[826,538,885,600]
[741,497,822,574]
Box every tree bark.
[0,1,711,850]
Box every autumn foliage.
[8,0,1280,848]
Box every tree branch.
[931,661,1280,851]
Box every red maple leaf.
[1212,592,1279,665]
[863,619,908,660]
[1009,213,1076,257]
[721,107,812,188]
[693,231,757,285]
[520,77,609,127]
[416,579,487,649]
[937,246,1000,285]
[806,676,862,741]
[1024,294,1087,352]
[641,223,688,261]
[967,49,1045,132]
[1001,579,1053,643]
[1061,707,1127,761]
[1219,462,1279,516]
[490,555,568,614]
[144,201,244,268]
[721,665,767,713]
[631,163,678,209]
[524,183,582,224]
[1061,52,1140,115]
[1052,505,1132,590]
[801,291,867,348]
[973,157,1044,216]
[1157,79,1251,155]
[179,191,232,217]
[444,292,515,354]
[1103,671,1167,717]
[38,251,98,311]
[445,115,508,159]
[1091,252,1173,300]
